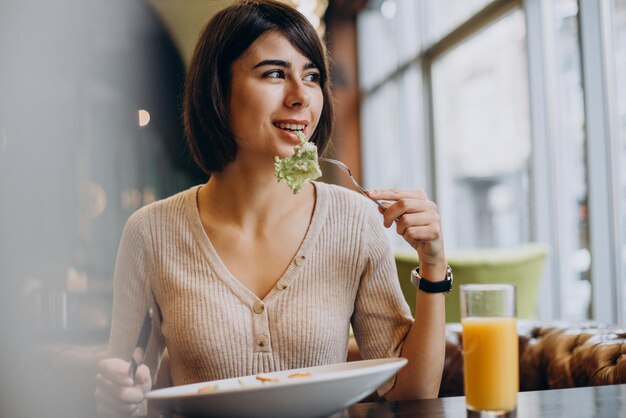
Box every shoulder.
[314,181,374,216]
[124,185,199,232]
[314,181,383,235]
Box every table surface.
[333,384,626,418]
[150,384,626,418]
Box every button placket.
[252,301,271,353]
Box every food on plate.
[274,131,322,194]
[287,371,313,379]
[255,374,279,383]
[197,384,219,394]
[256,371,314,382]
[196,370,314,394]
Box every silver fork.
[319,158,387,210]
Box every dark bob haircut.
[183,0,334,174]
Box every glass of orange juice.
[460,284,518,416]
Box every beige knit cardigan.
[108,181,413,393]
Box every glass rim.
[459,284,516,292]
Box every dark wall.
[0,1,199,415]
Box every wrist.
[417,258,448,275]
[410,264,453,293]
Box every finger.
[367,188,429,201]
[97,358,134,386]
[95,386,141,416]
[402,225,443,247]
[96,374,146,403]
[135,364,152,394]
[383,199,438,228]
[394,212,440,236]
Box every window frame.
[578,0,623,323]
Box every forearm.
[386,266,446,400]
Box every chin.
[275,146,297,159]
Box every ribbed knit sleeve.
[107,206,164,382]
[351,208,414,395]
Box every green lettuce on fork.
[274,131,322,194]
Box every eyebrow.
[253,59,318,71]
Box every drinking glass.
[460,284,518,416]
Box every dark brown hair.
[183,0,334,174]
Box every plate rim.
[146,357,408,401]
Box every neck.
[199,161,314,230]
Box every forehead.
[237,31,312,65]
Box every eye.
[303,72,321,83]
[264,69,285,79]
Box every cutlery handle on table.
[128,308,154,384]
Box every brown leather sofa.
[36,321,626,416]
[439,321,626,397]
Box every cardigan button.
[253,302,265,314]
[256,334,269,347]
[294,255,305,267]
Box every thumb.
[135,364,152,393]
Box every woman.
[95,1,447,416]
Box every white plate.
[146,357,407,418]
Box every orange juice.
[462,317,518,412]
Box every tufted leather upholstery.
[439,321,626,397]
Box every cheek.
[312,93,324,127]
[232,86,273,119]
[311,91,324,122]
[229,89,263,131]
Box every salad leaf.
[274,131,322,194]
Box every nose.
[284,79,311,108]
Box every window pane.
[361,64,426,250]
[551,0,590,320]
[431,9,530,250]
[424,0,492,43]
[357,0,420,90]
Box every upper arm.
[351,214,413,360]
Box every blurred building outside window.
[422,0,492,43]
[431,8,531,251]
[357,0,428,250]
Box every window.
[357,1,428,249]
[431,9,530,250]
[357,0,626,323]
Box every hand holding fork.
[320,157,446,269]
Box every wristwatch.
[410,265,453,293]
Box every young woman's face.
[229,31,324,163]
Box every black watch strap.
[418,277,452,293]
[410,265,453,293]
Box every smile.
[274,122,305,132]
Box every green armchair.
[395,243,549,323]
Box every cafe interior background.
[1,0,625,415]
